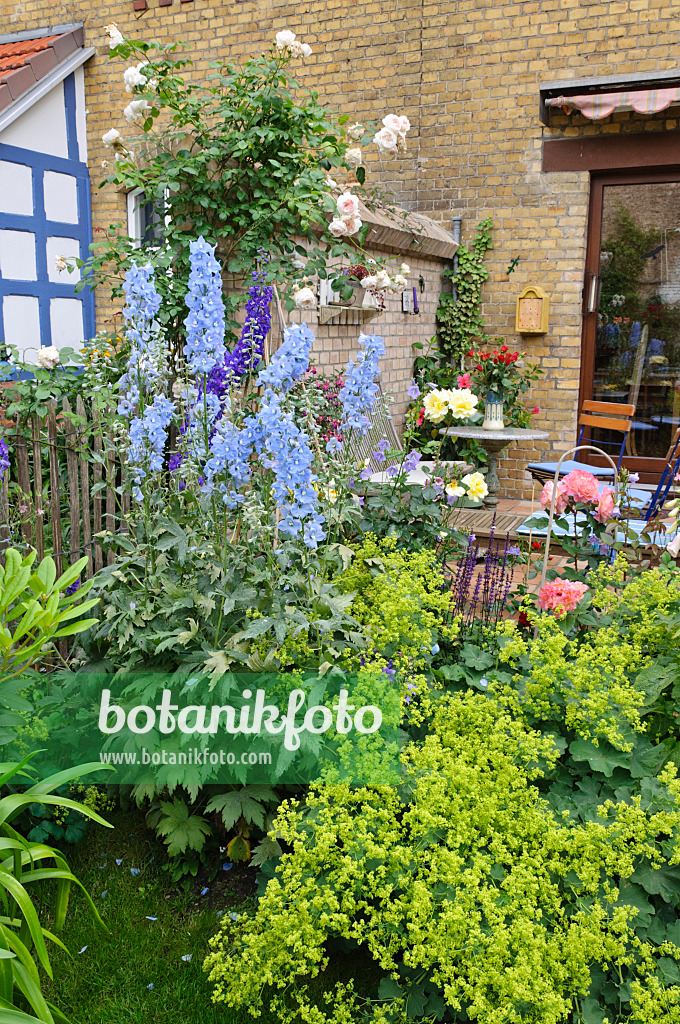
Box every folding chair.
[526,400,635,486]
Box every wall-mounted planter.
[318,305,383,326]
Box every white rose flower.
[102,128,122,148]
[446,482,466,499]
[400,262,410,275]
[382,114,402,134]
[361,275,378,289]
[348,123,364,140]
[105,23,124,48]
[275,29,297,48]
[294,286,316,310]
[124,99,151,123]
[36,345,60,370]
[324,177,338,190]
[341,215,362,236]
[374,127,399,153]
[396,115,411,135]
[345,147,362,169]
[54,255,68,273]
[329,218,349,238]
[337,192,360,217]
[123,65,146,92]
[374,269,391,289]
[393,274,407,289]
[300,43,313,57]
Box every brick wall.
[3,0,680,495]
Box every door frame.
[580,168,680,480]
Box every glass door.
[581,172,680,479]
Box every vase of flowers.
[468,343,532,430]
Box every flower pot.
[482,391,504,431]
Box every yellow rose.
[445,482,465,499]
[447,388,478,419]
[462,471,488,502]
[423,389,451,423]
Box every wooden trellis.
[0,399,127,578]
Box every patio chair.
[517,434,680,549]
[526,400,635,486]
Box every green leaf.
[568,739,630,777]
[156,798,210,857]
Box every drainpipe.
[451,217,462,300]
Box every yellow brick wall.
[3,0,680,495]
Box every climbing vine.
[436,217,494,362]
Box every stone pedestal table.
[439,424,549,508]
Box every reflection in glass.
[593,184,680,459]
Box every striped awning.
[546,87,680,120]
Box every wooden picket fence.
[0,398,128,578]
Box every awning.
[546,87,680,121]
[539,69,680,124]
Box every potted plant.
[467,343,541,430]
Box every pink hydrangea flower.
[594,485,615,523]
[560,468,600,505]
[538,579,589,617]
[540,479,568,514]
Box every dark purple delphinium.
[64,578,81,597]
[447,518,515,634]
[171,264,273,481]
[0,437,9,482]
[209,266,273,400]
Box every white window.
[126,188,170,248]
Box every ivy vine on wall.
[436,217,494,362]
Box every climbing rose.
[337,193,360,217]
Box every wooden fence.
[0,398,128,578]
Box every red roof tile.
[0,27,84,114]
[0,35,60,75]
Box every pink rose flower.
[561,468,600,505]
[540,479,568,514]
[594,485,614,523]
[457,372,471,388]
[336,192,360,218]
[538,579,589,617]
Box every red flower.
[532,406,540,414]
[475,364,482,371]
[518,610,530,628]
[531,540,542,551]
[500,345,508,353]
[466,350,474,357]
[417,407,425,426]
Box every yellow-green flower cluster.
[204,692,680,1023]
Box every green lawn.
[39,807,269,1024]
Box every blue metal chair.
[527,400,635,485]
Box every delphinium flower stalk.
[182,237,227,469]
[117,262,163,419]
[0,437,9,482]
[213,265,273,395]
[338,332,386,435]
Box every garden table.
[439,424,549,508]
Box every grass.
[39,805,272,1024]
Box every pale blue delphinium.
[338,332,386,435]
[183,237,227,376]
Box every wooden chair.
[527,400,635,486]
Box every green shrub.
[205,691,680,1023]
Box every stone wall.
[3,0,680,495]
